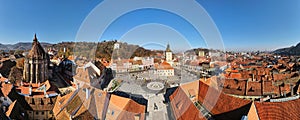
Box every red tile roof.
[1,83,13,97]
[169,87,206,120]
[15,80,58,97]
[254,99,300,119]
[228,73,242,79]
[54,86,137,120]
[263,81,279,95]
[273,73,291,81]
[107,95,146,120]
[247,102,259,120]
[222,79,246,96]
[155,61,173,70]
[5,100,17,117]
[198,81,252,115]
[246,82,262,96]
[170,80,252,119]
[53,89,79,117]
[73,65,100,84]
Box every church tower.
[165,43,172,62]
[23,34,49,83]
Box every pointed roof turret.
[33,33,38,42]
[166,43,172,52]
[27,34,48,59]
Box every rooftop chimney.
[290,84,294,96]
[76,83,80,90]
[29,85,32,95]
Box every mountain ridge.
[273,42,300,55]
[0,42,52,50]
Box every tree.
[16,58,24,69]
[8,66,23,84]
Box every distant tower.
[114,42,120,49]
[198,49,206,57]
[114,42,120,60]
[62,47,66,58]
[165,43,172,62]
[23,34,49,83]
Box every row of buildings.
[110,43,175,77]
[0,35,147,120]
[169,78,300,120]
[221,52,300,101]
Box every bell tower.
[165,43,172,62]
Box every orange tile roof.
[54,87,111,120]
[18,86,30,95]
[107,95,146,120]
[254,99,300,119]
[24,96,57,111]
[1,83,13,97]
[56,109,70,120]
[222,79,246,96]
[53,91,76,117]
[155,61,174,70]
[0,76,8,82]
[73,66,100,84]
[31,83,39,88]
[198,81,252,116]
[91,89,110,119]
[65,91,85,115]
[169,87,206,120]
[180,80,200,100]
[15,80,58,96]
[247,82,262,96]
[73,110,95,120]
[5,100,17,117]
[263,81,279,95]
[247,102,259,120]
[171,80,252,119]
[73,103,90,118]
[273,73,291,81]
[232,73,242,79]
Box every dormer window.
[248,87,254,92]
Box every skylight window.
[111,111,114,115]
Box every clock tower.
[165,43,173,65]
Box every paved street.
[115,68,200,120]
[147,94,169,120]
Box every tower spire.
[33,33,38,42]
[166,42,172,52]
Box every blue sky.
[0,0,299,51]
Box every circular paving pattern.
[147,82,165,91]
